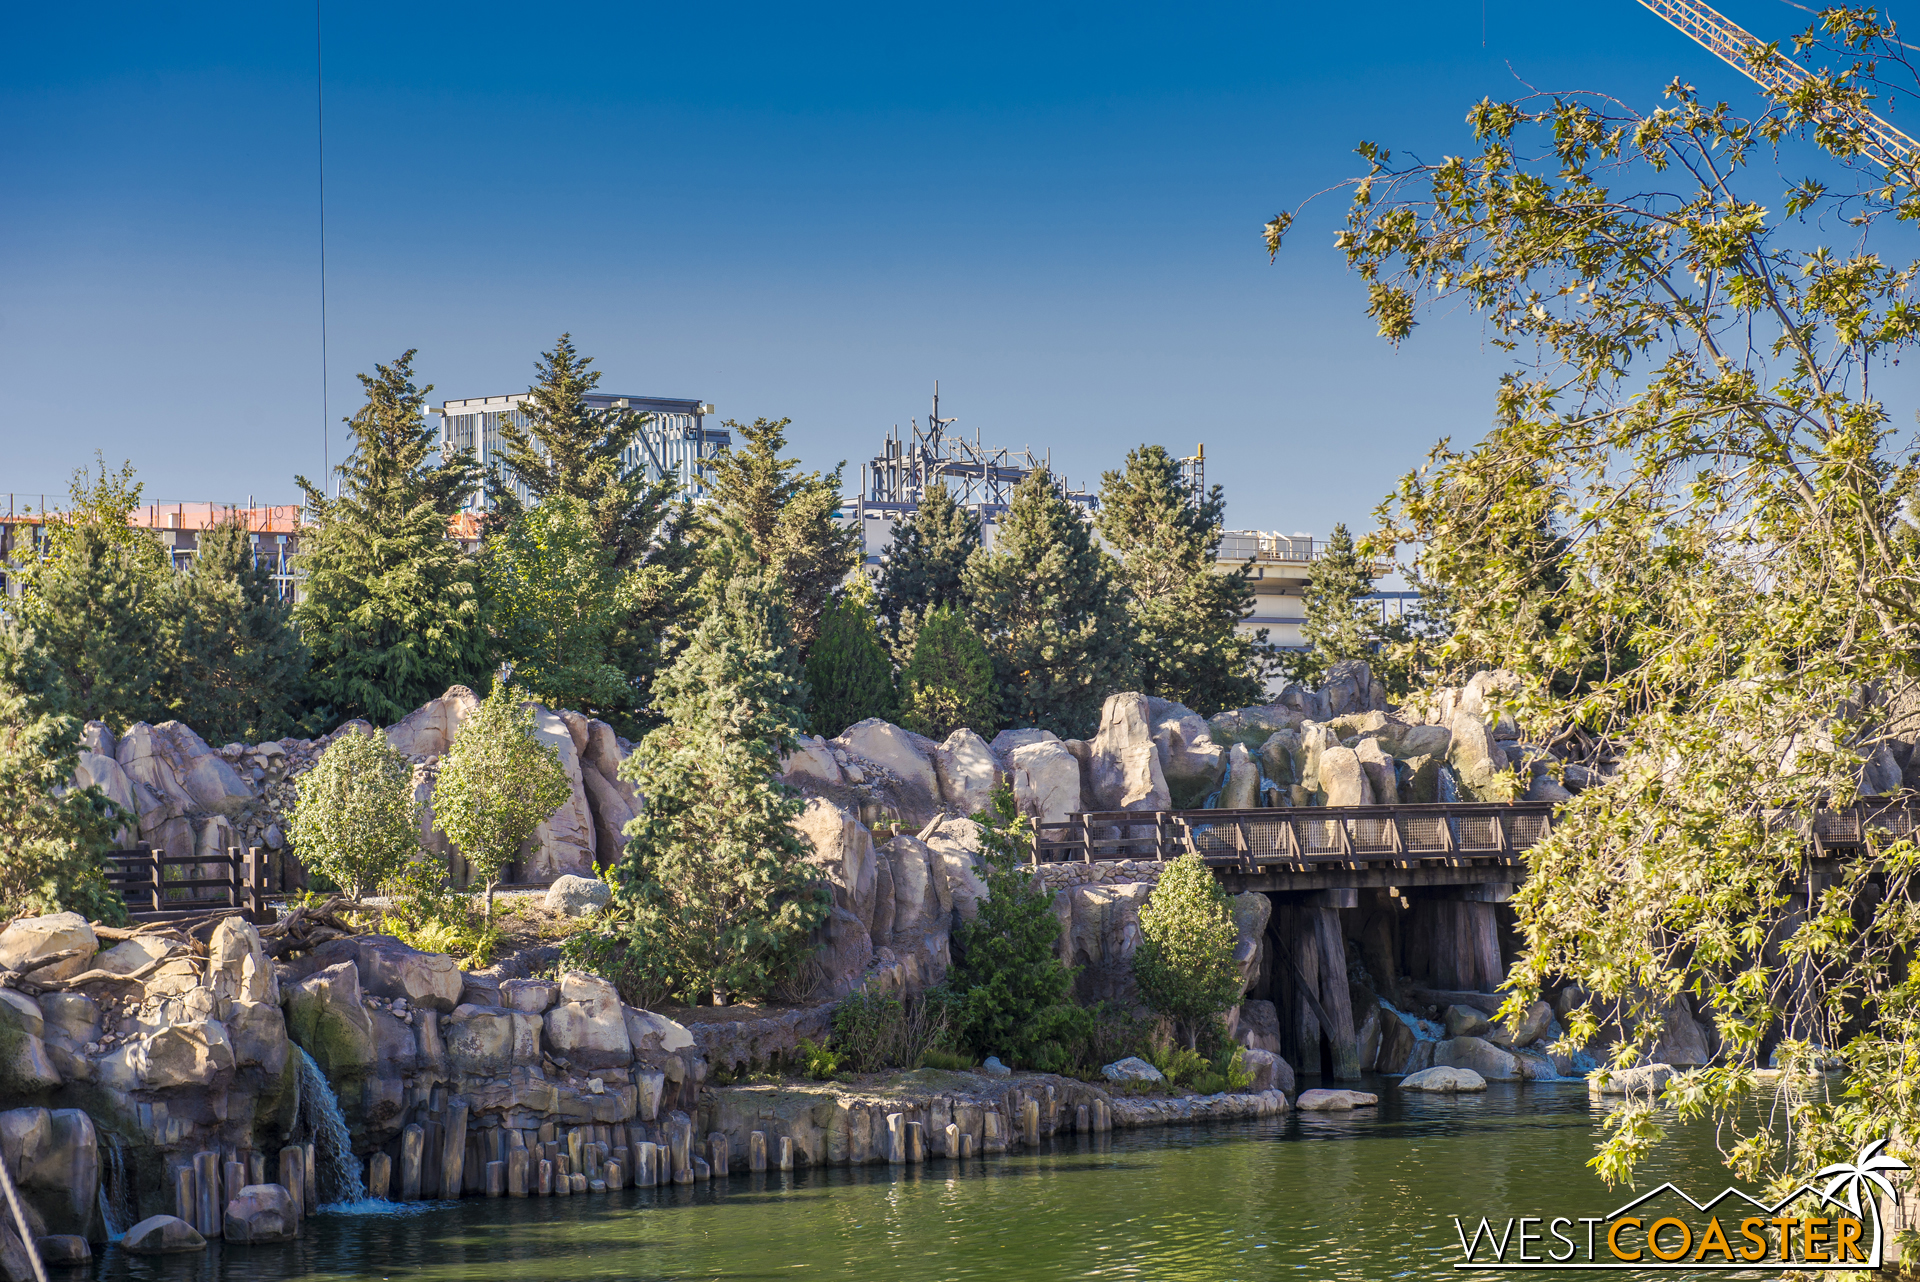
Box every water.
[85,1080,1782,1281]
[295,1048,366,1206]
[95,1132,134,1241]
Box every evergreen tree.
[433,680,573,922]
[1131,852,1243,1050]
[961,467,1131,738]
[1283,523,1378,686]
[874,482,980,653]
[167,519,310,743]
[294,351,488,725]
[693,417,858,653]
[948,787,1085,1070]
[613,574,832,1006]
[0,621,123,923]
[1097,445,1271,715]
[484,494,634,721]
[16,457,171,729]
[804,588,896,738]
[898,603,997,740]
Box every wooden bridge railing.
[1034,802,1555,870]
[103,844,271,922]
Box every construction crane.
[1637,0,1918,167]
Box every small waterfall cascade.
[295,1047,366,1206]
[95,1132,134,1240]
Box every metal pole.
[0,1147,49,1282]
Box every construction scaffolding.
[851,386,1097,543]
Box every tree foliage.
[1289,19,1920,1191]
[874,481,980,655]
[287,727,419,900]
[0,622,123,923]
[693,417,858,654]
[294,350,488,725]
[804,588,896,738]
[948,786,1086,1070]
[484,494,635,721]
[168,518,310,743]
[612,574,832,1006]
[432,680,573,922]
[1131,852,1243,1050]
[897,602,997,741]
[1282,523,1379,688]
[1097,444,1270,715]
[962,467,1132,738]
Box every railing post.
[226,847,240,909]
[246,846,264,917]
[149,844,165,914]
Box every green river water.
[91,1079,1787,1282]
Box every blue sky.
[0,0,1868,536]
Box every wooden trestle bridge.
[1033,798,1916,897]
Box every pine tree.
[294,350,488,725]
[167,519,309,743]
[875,482,980,653]
[961,468,1132,738]
[1097,445,1271,715]
[613,574,833,1006]
[433,680,573,922]
[948,787,1086,1070]
[898,603,997,740]
[0,621,123,922]
[1284,523,1378,687]
[693,417,858,653]
[484,494,635,721]
[16,458,171,729]
[804,589,896,738]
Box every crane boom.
[1636,0,1918,166]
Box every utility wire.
[316,0,330,497]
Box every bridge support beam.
[1268,899,1361,1081]
[1403,896,1504,991]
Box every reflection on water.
[90,1080,1780,1282]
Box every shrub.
[432,679,573,923]
[948,787,1087,1070]
[829,988,960,1074]
[379,859,500,968]
[1131,852,1244,1050]
[796,1038,845,1081]
[288,727,418,900]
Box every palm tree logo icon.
[1815,1137,1910,1268]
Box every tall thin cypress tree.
[961,468,1132,738]
[294,350,488,725]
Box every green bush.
[805,589,896,737]
[897,603,997,740]
[1131,852,1244,1050]
[829,989,959,1074]
[560,911,680,1010]
[796,1038,845,1081]
[288,727,419,900]
[948,787,1087,1070]
[380,860,500,968]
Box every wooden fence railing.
[103,844,271,922]
[1033,802,1557,869]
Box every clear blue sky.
[0,0,1864,536]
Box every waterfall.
[295,1047,366,1206]
[95,1133,134,1240]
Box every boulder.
[122,1215,206,1255]
[500,979,558,1015]
[79,721,115,759]
[1257,730,1302,791]
[544,875,613,917]
[141,1020,236,1090]
[225,1000,290,1076]
[1218,742,1261,809]
[1007,739,1081,825]
[1229,892,1269,995]
[990,728,1057,755]
[1446,711,1512,802]
[208,917,277,1006]
[94,935,173,977]
[544,972,633,1067]
[1066,883,1151,1000]
[525,702,598,880]
[980,1056,1011,1078]
[299,936,463,1013]
[0,1028,60,1094]
[282,962,376,1081]
[1649,999,1712,1068]
[1368,721,1451,762]
[1318,745,1375,807]
[73,752,138,830]
[1433,1036,1520,1081]
[382,685,480,757]
[622,1007,696,1056]
[1086,694,1171,813]
[882,836,943,938]
[794,798,878,930]
[0,992,43,1042]
[1443,1005,1492,1038]
[922,818,989,921]
[1235,999,1283,1054]
[1238,1048,1293,1096]
[1320,660,1383,718]
[1401,1066,1488,1092]
[0,1108,97,1238]
[1101,1056,1162,1083]
[833,720,943,826]
[1589,1063,1676,1097]
[1507,1000,1553,1048]
[934,729,999,817]
[224,1183,300,1243]
[1208,705,1305,750]
[0,914,96,983]
[445,1004,539,1075]
[1148,698,1228,807]
[34,1235,89,1265]
[1352,737,1400,805]
[781,735,845,789]
[580,766,637,864]
[1295,1089,1379,1110]
[179,752,253,816]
